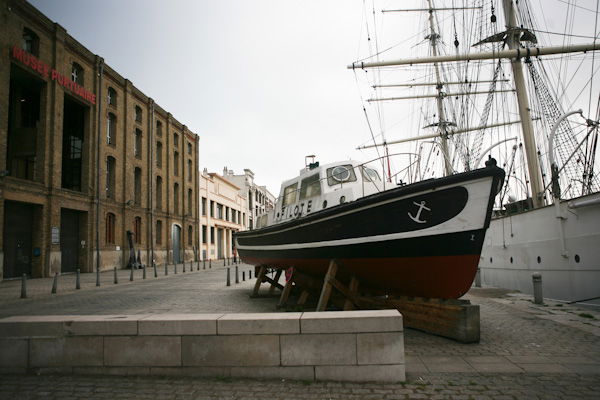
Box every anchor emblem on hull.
[408,201,431,224]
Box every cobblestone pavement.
[1,262,600,399]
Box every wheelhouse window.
[300,174,321,200]
[282,183,298,206]
[22,28,39,56]
[71,62,84,85]
[361,166,381,182]
[107,87,117,107]
[326,165,357,186]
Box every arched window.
[107,87,117,107]
[187,225,193,246]
[134,167,142,205]
[106,156,116,199]
[134,129,142,158]
[134,216,142,244]
[187,188,193,215]
[135,105,142,123]
[156,141,163,168]
[174,183,180,214]
[71,62,84,85]
[156,220,163,245]
[174,151,179,176]
[22,27,39,56]
[105,213,115,244]
[156,176,163,210]
[187,160,192,182]
[156,120,163,137]
[107,113,116,145]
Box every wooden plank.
[268,269,283,295]
[251,266,267,297]
[316,260,338,311]
[343,277,359,311]
[277,269,294,308]
[297,290,310,306]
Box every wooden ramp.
[250,260,480,343]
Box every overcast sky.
[29,0,599,196]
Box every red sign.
[11,45,96,105]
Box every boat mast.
[426,0,453,176]
[501,0,544,208]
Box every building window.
[201,197,207,216]
[174,151,179,176]
[156,120,162,137]
[22,27,39,56]
[187,188,193,215]
[135,105,142,123]
[187,142,192,155]
[232,210,237,224]
[107,87,117,107]
[156,176,163,210]
[156,220,162,245]
[174,183,180,214]
[187,160,192,182]
[156,141,163,168]
[71,62,84,85]
[174,133,179,147]
[134,167,142,205]
[225,207,230,221]
[188,225,193,246]
[202,225,207,244]
[106,213,115,244]
[134,216,142,244]
[210,200,214,217]
[106,156,116,199]
[216,203,223,219]
[107,113,116,145]
[134,129,142,158]
[210,227,215,244]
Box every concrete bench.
[0,310,404,382]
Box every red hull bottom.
[241,255,480,299]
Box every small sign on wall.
[51,227,60,244]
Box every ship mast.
[501,0,544,208]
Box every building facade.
[222,168,275,230]
[0,0,199,280]
[199,171,246,260]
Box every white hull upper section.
[479,192,600,303]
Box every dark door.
[3,201,34,278]
[60,209,79,273]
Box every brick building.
[199,171,246,261]
[0,0,200,280]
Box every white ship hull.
[479,193,600,303]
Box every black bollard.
[174,263,178,274]
[197,259,200,271]
[143,265,147,279]
[51,272,58,294]
[226,267,231,287]
[203,260,206,270]
[209,259,212,269]
[183,262,186,273]
[76,269,81,289]
[114,267,118,284]
[235,265,239,284]
[153,262,158,278]
[20,274,27,299]
[130,266,134,281]
[242,271,245,281]
[165,263,168,276]
[249,269,252,279]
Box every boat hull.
[235,166,505,299]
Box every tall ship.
[349,0,600,304]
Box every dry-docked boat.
[234,159,504,299]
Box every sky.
[28,0,600,196]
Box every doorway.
[3,201,34,278]
[60,209,80,273]
[172,224,181,264]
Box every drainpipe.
[95,58,104,286]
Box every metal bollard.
[96,266,100,287]
[175,263,178,274]
[130,266,134,281]
[20,274,27,299]
[165,263,168,276]
[474,267,482,288]
[143,265,147,279]
[51,272,58,294]
[235,265,239,284]
[114,267,118,284]
[153,262,158,278]
[76,269,81,289]
[183,262,186,273]
[532,272,544,304]
[197,260,200,271]
[209,259,212,269]
[226,267,231,286]
[203,260,206,270]
[242,271,245,281]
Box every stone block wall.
[0,310,404,382]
